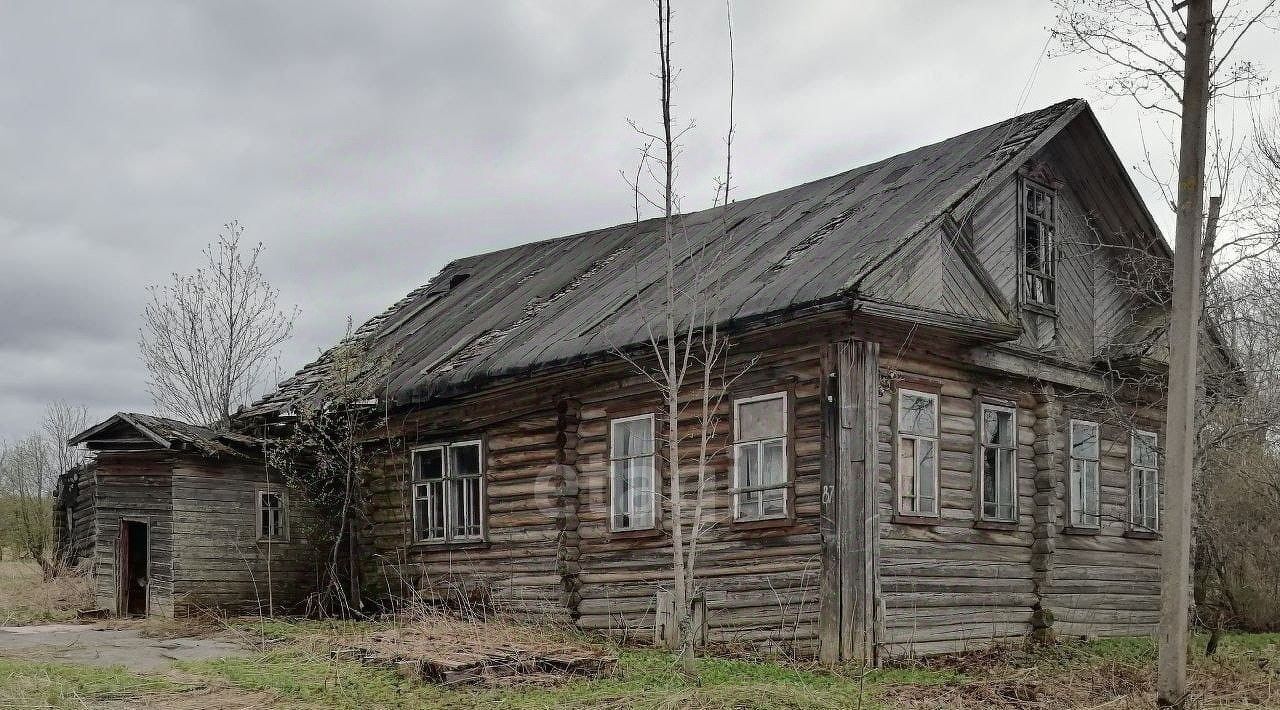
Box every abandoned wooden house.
[61,98,1200,660]
[55,412,312,616]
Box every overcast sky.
[2,1,1277,442]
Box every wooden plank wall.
[170,459,315,615]
[1046,396,1164,637]
[92,454,175,616]
[876,352,1041,657]
[971,178,1018,301]
[365,387,572,621]
[572,343,826,654]
[874,349,1164,656]
[968,168,1105,361]
[362,339,829,655]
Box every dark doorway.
[117,519,149,616]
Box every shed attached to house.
[64,413,315,616]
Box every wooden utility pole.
[1159,0,1212,707]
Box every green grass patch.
[0,657,187,709]
[183,647,938,710]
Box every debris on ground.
[331,618,618,686]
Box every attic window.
[1021,178,1056,310]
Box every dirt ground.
[0,623,248,672]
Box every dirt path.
[0,623,248,672]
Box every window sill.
[256,538,291,545]
[892,514,940,527]
[730,516,794,532]
[1124,529,1160,540]
[1060,526,1100,536]
[411,539,491,551]
[973,520,1018,531]
[1022,302,1058,317]
[609,527,662,541]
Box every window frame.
[1130,430,1160,532]
[731,391,791,522]
[895,387,941,518]
[978,403,1019,523]
[256,488,289,542]
[410,439,487,545]
[1068,420,1101,530]
[608,413,658,532]
[1019,176,1057,312]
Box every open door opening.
[116,519,149,616]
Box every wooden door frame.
[116,516,151,616]
[818,339,881,664]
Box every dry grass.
[875,637,1280,709]
[0,559,93,626]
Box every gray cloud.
[2,1,1274,442]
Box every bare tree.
[1052,0,1280,276]
[141,221,298,430]
[615,0,750,675]
[42,401,87,477]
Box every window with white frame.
[733,393,788,521]
[896,389,939,516]
[1131,431,1159,531]
[257,490,287,541]
[980,405,1017,521]
[1069,421,1101,528]
[1022,180,1056,308]
[610,414,656,531]
[412,441,485,543]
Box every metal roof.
[245,99,1085,416]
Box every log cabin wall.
[92,453,176,617]
[364,385,574,621]
[572,341,827,654]
[874,349,1165,657]
[170,458,315,615]
[53,465,97,569]
[1045,392,1165,637]
[875,351,1040,657]
[362,330,833,654]
[361,316,1166,658]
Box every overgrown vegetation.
[3,567,1279,709]
[0,560,92,625]
[265,325,396,616]
[4,619,1280,709]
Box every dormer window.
[1021,179,1056,309]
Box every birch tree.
[140,221,298,430]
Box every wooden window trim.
[1062,525,1102,536]
[1129,430,1160,533]
[410,439,488,545]
[607,413,658,534]
[1067,419,1101,531]
[1019,175,1058,313]
[977,403,1018,524]
[255,488,290,543]
[730,391,793,524]
[894,386,941,520]
[892,513,940,527]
